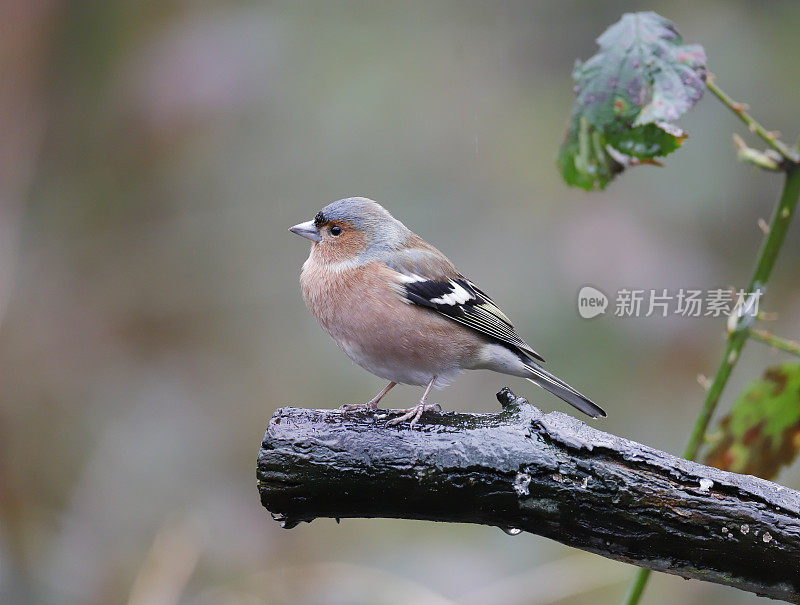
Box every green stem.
[624,163,800,605]
[624,570,651,605]
[705,76,799,164]
[749,328,800,358]
[685,164,800,457]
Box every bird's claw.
[386,402,441,427]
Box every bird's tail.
[523,361,606,418]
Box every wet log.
[258,388,800,602]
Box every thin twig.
[749,328,800,358]
[683,165,800,461]
[706,74,799,164]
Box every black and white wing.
[384,247,544,363]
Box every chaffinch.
[289,197,606,426]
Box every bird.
[289,197,606,426]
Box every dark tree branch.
[258,389,800,602]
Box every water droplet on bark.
[270,512,299,529]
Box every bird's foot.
[340,401,378,412]
[386,402,442,427]
[341,381,397,412]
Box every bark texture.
[258,388,800,602]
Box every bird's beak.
[288,220,321,242]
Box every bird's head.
[289,197,409,265]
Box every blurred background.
[2,1,800,603]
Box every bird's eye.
[330,226,343,236]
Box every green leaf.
[558,11,706,190]
[705,363,800,480]
[605,122,687,159]
[557,116,620,191]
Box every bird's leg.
[341,381,397,411]
[386,376,440,427]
